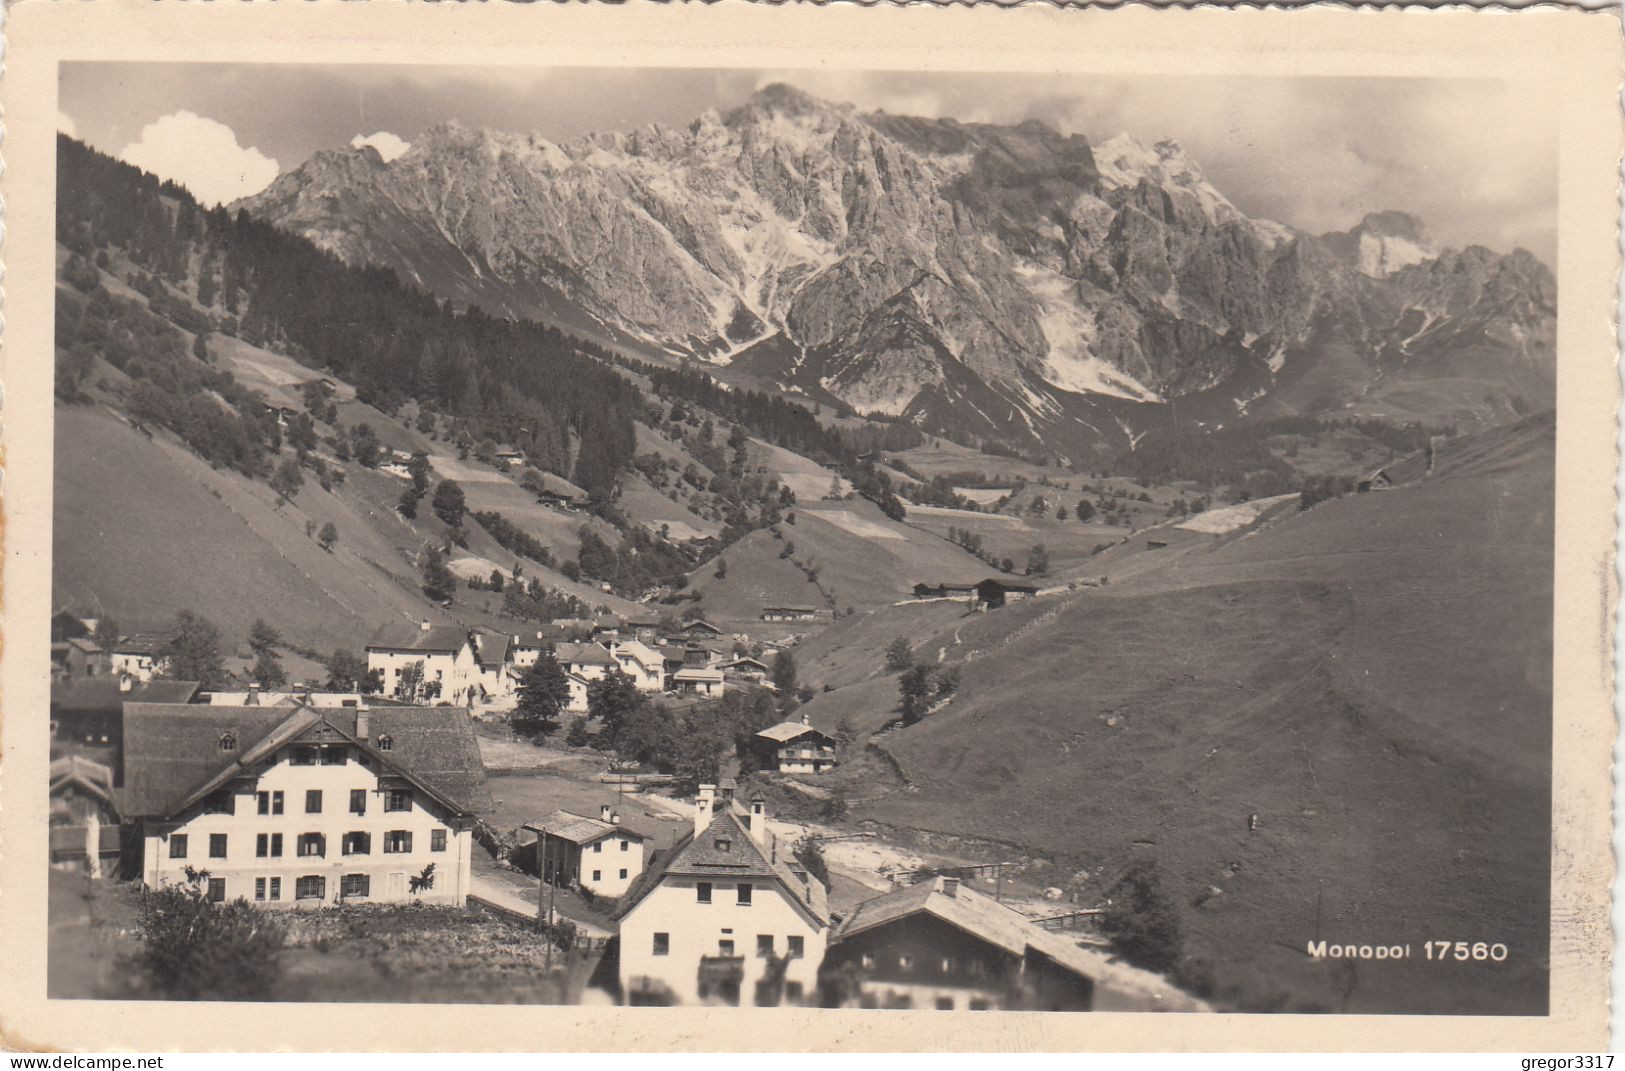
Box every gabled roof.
[556,642,614,667]
[682,619,724,635]
[474,630,512,669]
[523,808,647,846]
[720,657,770,672]
[118,703,493,819]
[977,577,1039,593]
[614,809,828,927]
[674,667,724,682]
[612,640,664,671]
[51,755,116,805]
[52,677,200,713]
[835,877,1208,1010]
[366,623,472,655]
[756,721,833,744]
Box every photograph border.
[1,0,1618,1051]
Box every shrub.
[126,868,288,1000]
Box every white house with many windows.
[365,622,481,705]
[117,702,492,908]
[614,786,829,1006]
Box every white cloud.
[58,111,78,138]
[350,130,411,162]
[120,110,280,207]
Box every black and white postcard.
[1,0,1618,1053]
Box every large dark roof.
[366,623,472,654]
[119,703,493,818]
[52,677,200,713]
[614,809,827,925]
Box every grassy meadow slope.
[856,412,1554,1014]
[689,498,993,626]
[54,403,426,652]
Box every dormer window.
[377,734,393,752]
[218,731,238,753]
[715,838,731,853]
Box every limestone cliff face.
[240,84,1555,450]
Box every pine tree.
[251,648,287,690]
[166,611,226,690]
[270,457,304,506]
[513,650,570,739]
[421,547,455,604]
[431,480,466,527]
[318,522,339,552]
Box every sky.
[59,63,1558,263]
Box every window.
[899,954,915,972]
[861,953,875,970]
[343,832,371,856]
[305,789,323,814]
[936,997,955,1011]
[621,840,630,852]
[257,791,271,816]
[715,838,731,853]
[291,747,318,766]
[592,841,602,854]
[295,875,325,900]
[969,999,990,1011]
[321,747,347,765]
[256,834,269,858]
[209,833,228,859]
[591,870,601,882]
[377,734,393,751]
[652,933,670,956]
[431,829,447,852]
[757,935,774,958]
[218,731,237,753]
[385,789,412,813]
[383,830,412,853]
[207,878,226,903]
[736,883,753,906]
[168,834,188,860]
[619,869,628,880]
[785,981,805,1004]
[349,789,367,815]
[268,877,281,901]
[719,939,736,957]
[297,833,325,858]
[941,957,955,973]
[696,882,712,904]
[270,833,283,858]
[341,874,370,899]
[787,935,805,959]
[255,877,267,902]
[203,791,234,815]
[272,791,284,815]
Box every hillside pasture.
[858,414,1554,1014]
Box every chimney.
[600,804,612,822]
[695,784,716,837]
[748,795,768,847]
[246,683,261,706]
[355,708,369,743]
[942,877,960,898]
[419,619,432,632]
[611,812,620,825]
[801,710,810,726]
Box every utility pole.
[538,828,552,972]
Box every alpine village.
[48,84,1555,1016]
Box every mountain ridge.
[238,84,1555,456]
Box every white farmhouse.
[365,621,480,705]
[672,666,726,699]
[614,786,829,1006]
[109,633,176,683]
[555,641,615,681]
[610,639,666,693]
[118,702,492,908]
[523,805,649,898]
